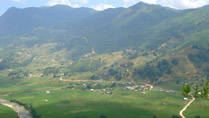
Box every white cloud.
[74,0,88,4]
[47,0,71,6]
[156,0,209,9]
[91,4,115,11]
[122,0,209,9]
[47,0,81,8]
[72,4,80,8]
[11,0,24,3]
[123,0,156,4]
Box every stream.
[0,99,32,118]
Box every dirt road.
[179,95,195,118]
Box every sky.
[0,0,209,16]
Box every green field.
[184,98,209,118]
[0,104,17,118]
[1,2,209,118]
[0,77,208,118]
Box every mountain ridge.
[0,2,209,82]
[0,5,96,36]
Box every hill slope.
[0,2,209,85]
[0,5,96,36]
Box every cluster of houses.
[159,88,177,93]
[50,80,155,95]
[125,83,154,94]
[85,81,154,95]
[90,89,112,95]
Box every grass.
[184,98,209,118]
[3,89,182,118]
[0,104,17,118]
[0,76,194,118]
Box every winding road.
[0,99,32,118]
[179,95,195,118]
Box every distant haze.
[1,0,209,16]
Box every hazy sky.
[1,0,209,16]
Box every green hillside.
[0,2,209,85]
[0,2,209,118]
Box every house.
[96,80,103,83]
[162,102,167,105]
[145,84,153,90]
[128,82,132,85]
[140,85,145,88]
[159,88,165,92]
[126,86,135,90]
[182,97,188,101]
[106,91,112,95]
[184,83,188,86]
[170,90,177,93]
[165,90,170,93]
[141,92,146,94]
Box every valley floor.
[0,104,17,118]
[0,77,208,118]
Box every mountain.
[201,4,209,10]
[0,5,96,36]
[0,2,179,52]
[0,2,209,84]
[1,2,209,53]
[73,2,179,53]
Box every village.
[60,80,155,94]
[44,79,179,97]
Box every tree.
[86,84,92,89]
[108,69,118,76]
[29,104,41,118]
[171,58,179,65]
[100,114,107,118]
[111,82,116,88]
[153,115,157,118]
[43,67,59,76]
[172,115,180,118]
[205,80,209,87]
[157,59,172,74]
[193,86,199,97]
[90,75,98,80]
[202,86,208,98]
[195,116,200,118]
[201,80,209,98]
[116,73,122,81]
[8,69,29,79]
[183,85,191,97]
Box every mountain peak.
[132,2,158,7]
[201,4,209,10]
[8,6,18,10]
[129,1,162,11]
[1,6,20,17]
[5,6,19,12]
[50,4,72,8]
